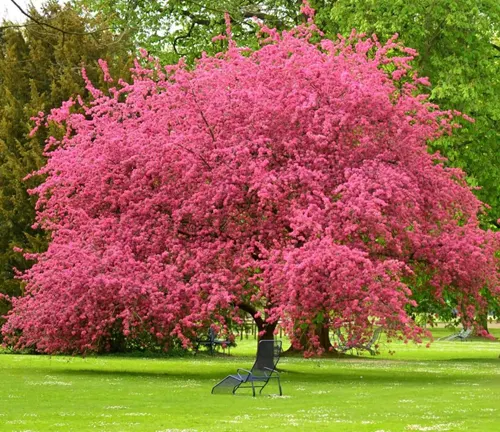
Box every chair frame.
[438,327,473,342]
[335,327,383,355]
[211,340,283,397]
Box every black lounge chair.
[212,340,283,397]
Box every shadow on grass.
[21,361,497,387]
[440,357,500,364]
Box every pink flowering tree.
[2,13,499,355]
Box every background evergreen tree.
[0,1,132,327]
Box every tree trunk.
[318,325,332,351]
[285,324,333,354]
[238,302,276,342]
[476,313,490,336]
[257,320,277,342]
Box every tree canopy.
[74,0,500,228]
[3,16,498,355]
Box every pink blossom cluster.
[3,22,499,355]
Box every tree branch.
[238,302,265,329]
[173,20,197,56]
[8,0,112,36]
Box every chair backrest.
[251,340,282,376]
[458,328,472,339]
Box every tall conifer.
[0,2,132,324]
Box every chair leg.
[251,381,256,397]
[277,376,283,396]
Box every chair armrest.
[235,368,252,381]
[263,367,279,375]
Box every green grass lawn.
[1,329,499,432]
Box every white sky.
[0,0,53,23]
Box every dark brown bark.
[285,324,333,354]
[257,321,277,342]
[476,313,490,336]
[318,325,333,351]
[238,302,276,342]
